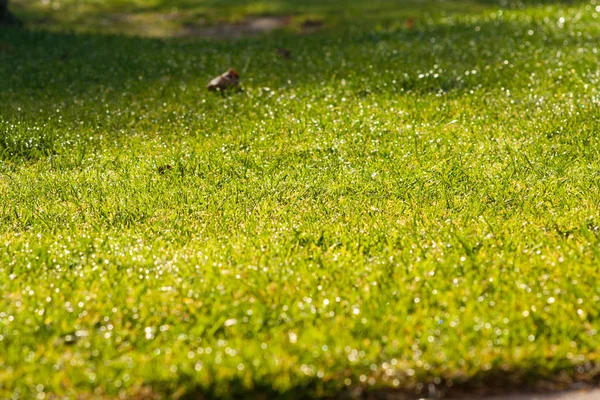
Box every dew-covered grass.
[2,0,600,398]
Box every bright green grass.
[2,0,600,398]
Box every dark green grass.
[2,0,600,398]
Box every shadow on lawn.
[152,360,600,399]
[1,5,592,162]
[0,11,580,106]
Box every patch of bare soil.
[341,380,600,400]
[180,16,292,38]
[180,16,325,38]
[466,388,600,399]
[28,10,324,38]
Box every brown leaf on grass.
[0,42,13,53]
[206,68,240,91]
[300,19,324,33]
[276,47,292,60]
[302,19,323,29]
[158,164,173,174]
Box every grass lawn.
[2,0,600,398]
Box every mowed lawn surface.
[2,0,600,398]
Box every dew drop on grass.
[289,332,298,344]
[224,318,237,327]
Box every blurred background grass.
[9,0,581,36]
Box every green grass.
[2,0,600,398]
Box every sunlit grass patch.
[1,0,600,398]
